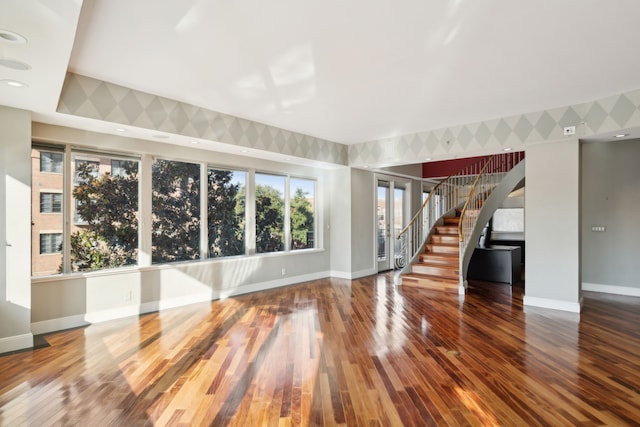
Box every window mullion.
[62,145,72,274]
[246,170,256,255]
[138,154,153,267]
[200,163,208,259]
[284,177,291,252]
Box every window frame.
[289,176,317,251]
[206,167,247,259]
[31,142,322,278]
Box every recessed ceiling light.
[614,133,629,138]
[115,128,126,132]
[1,79,28,88]
[503,147,512,152]
[425,157,432,161]
[191,141,199,144]
[0,59,31,70]
[240,149,249,153]
[285,157,291,161]
[0,30,28,44]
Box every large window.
[290,178,315,250]
[255,173,285,253]
[31,144,320,276]
[152,159,201,263]
[70,152,139,272]
[207,168,246,258]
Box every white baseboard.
[84,304,140,324]
[329,270,353,280]
[582,282,640,297]
[350,268,377,280]
[31,271,334,335]
[523,295,583,313]
[31,314,89,335]
[0,333,34,353]
[140,293,213,314]
[221,270,331,299]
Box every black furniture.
[467,245,521,285]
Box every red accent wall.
[422,155,489,178]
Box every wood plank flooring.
[1,275,640,426]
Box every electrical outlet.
[281,268,286,276]
[563,126,576,136]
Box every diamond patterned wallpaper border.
[57,73,348,166]
[57,73,640,169]
[349,89,640,166]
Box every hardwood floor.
[1,275,640,426]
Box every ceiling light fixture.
[0,29,28,44]
[614,133,629,138]
[115,128,126,132]
[1,79,28,88]
[0,59,31,70]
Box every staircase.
[396,151,525,293]
[402,213,460,291]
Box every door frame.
[375,174,411,273]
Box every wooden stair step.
[411,263,459,279]
[443,217,460,225]
[419,253,459,265]
[425,243,459,254]
[401,273,459,292]
[430,234,458,244]
[434,226,458,235]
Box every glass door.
[377,182,391,271]
[377,179,408,272]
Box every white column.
[0,106,34,352]
[524,138,582,312]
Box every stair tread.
[403,272,458,283]
[414,261,458,270]
[401,273,460,291]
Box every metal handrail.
[457,157,494,241]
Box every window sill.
[31,248,326,283]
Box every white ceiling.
[3,0,640,147]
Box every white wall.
[329,167,352,277]
[524,138,582,312]
[582,139,640,295]
[0,107,33,352]
[350,168,376,277]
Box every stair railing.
[458,151,525,255]
[396,156,493,272]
